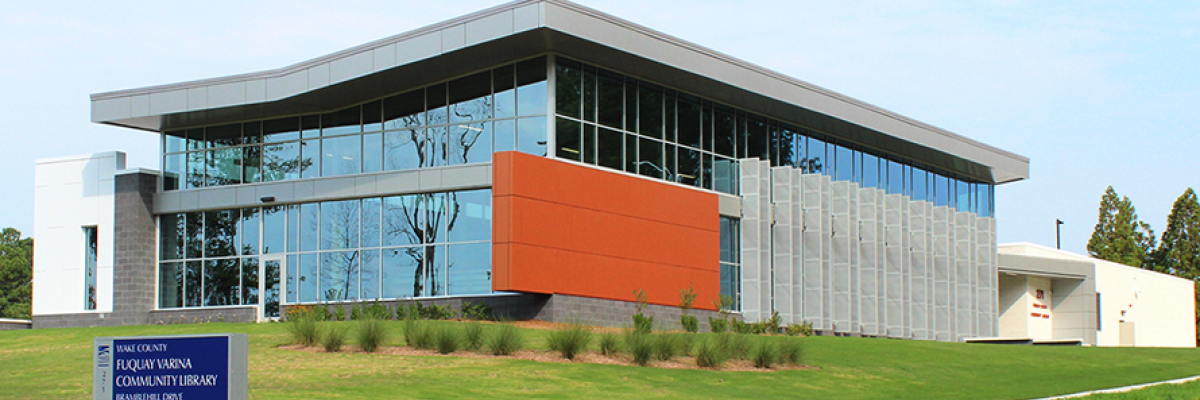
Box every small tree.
[1087,186,1156,268]
[1153,188,1200,277]
[631,289,653,334]
[679,284,698,333]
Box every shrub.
[785,321,814,337]
[333,306,346,322]
[403,318,435,350]
[715,332,751,360]
[322,325,347,352]
[765,310,782,334]
[625,332,654,366]
[463,323,485,351]
[677,333,695,356]
[654,334,679,361]
[731,319,750,334]
[694,338,726,369]
[598,333,621,357]
[421,304,457,320]
[460,301,493,321]
[681,315,699,333]
[709,317,729,333]
[751,341,780,369]
[287,313,321,347]
[356,319,389,352]
[547,324,593,360]
[779,338,802,365]
[350,303,364,321]
[487,324,524,356]
[364,301,392,320]
[435,326,460,354]
[632,314,654,335]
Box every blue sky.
[1,1,1197,255]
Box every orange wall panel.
[492,151,722,310]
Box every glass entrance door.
[260,255,284,320]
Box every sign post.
[93,333,248,400]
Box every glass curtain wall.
[161,57,548,191]
[158,189,492,310]
[552,57,995,217]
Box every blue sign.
[95,333,247,400]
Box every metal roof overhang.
[90,0,1029,184]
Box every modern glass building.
[33,0,1028,341]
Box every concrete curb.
[1032,375,1200,399]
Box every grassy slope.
[0,321,1197,400]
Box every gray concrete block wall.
[148,307,258,325]
[535,294,738,332]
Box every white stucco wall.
[32,152,123,315]
[1026,276,1053,340]
[1095,260,1196,348]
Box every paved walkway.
[1033,375,1200,399]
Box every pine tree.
[1153,188,1200,277]
[1087,186,1156,268]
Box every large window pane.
[555,60,582,119]
[426,192,448,244]
[300,139,320,179]
[208,147,243,185]
[449,121,490,164]
[426,245,446,296]
[713,157,739,195]
[262,141,300,182]
[322,251,360,301]
[300,203,319,252]
[450,71,493,123]
[862,153,880,189]
[242,257,259,306]
[745,118,768,160]
[323,106,361,136]
[957,179,971,212]
[677,95,702,149]
[384,90,425,130]
[714,109,736,157]
[185,261,202,307]
[363,100,383,132]
[596,69,623,129]
[597,127,623,170]
[242,122,262,145]
[363,133,382,173]
[493,65,516,119]
[679,148,701,187]
[556,117,581,161]
[887,160,905,195]
[448,242,491,296]
[516,117,546,156]
[912,168,929,202]
[264,259,280,318]
[263,206,285,254]
[834,145,854,182]
[583,67,597,122]
[159,262,183,309]
[298,254,318,303]
[805,137,827,175]
[582,124,596,165]
[242,146,262,184]
[493,119,515,153]
[638,85,663,138]
[321,200,360,250]
[516,57,547,116]
[447,189,491,242]
[383,247,420,299]
[638,137,662,179]
[204,209,238,258]
[383,128,425,171]
[241,208,260,256]
[165,132,186,153]
[362,198,381,248]
[322,134,361,177]
[720,217,740,263]
[427,83,448,126]
[186,212,204,259]
[207,124,241,148]
[361,250,380,300]
[384,194,422,247]
[263,117,300,142]
[428,126,448,167]
[163,153,184,191]
[160,213,185,261]
[203,258,239,306]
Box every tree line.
[0,228,32,319]
[1087,186,1200,344]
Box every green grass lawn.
[0,321,1197,400]
[1077,378,1200,399]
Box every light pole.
[1056,219,1064,249]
